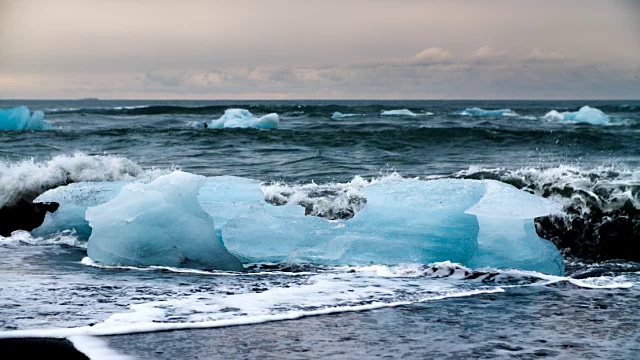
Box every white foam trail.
[0,287,504,338]
[68,336,134,360]
[0,230,85,248]
[80,257,315,276]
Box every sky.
[1,0,639,99]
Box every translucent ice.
[0,106,53,130]
[460,108,516,117]
[381,109,417,116]
[318,179,483,265]
[222,178,564,275]
[86,171,243,271]
[543,106,609,125]
[32,182,124,239]
[465,180,564,275]
[205,109,279,129]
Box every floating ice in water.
[460,108,517,117]
[32,182,125,239]
[0,106,53,130]
[223,177,563,274]
[543,106,609,125]
[86,171,243,271]
[381,109,417,116]
[196,108,279,129]
[38,171,564,275]
[332,112,363,119]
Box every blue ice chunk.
[222,204,338,263]
[32,182,124,239]
[198,175,305,230]
[329,179,483,265]
[381,109,417,116]
[203,109,279,129]
[0,106,53,130]
[465,180,564,275]
[86,171,243,271]
[221,178,564,275]
[223,179,484,265]
[543,106,609,125]
[460,107,516,117]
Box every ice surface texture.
[194,109,279,129]
[543,106,609,124]
[39,172,563,274]
[0,106,52,130]
[221,178,563,274]
[86,171,243,271]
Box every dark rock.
[0,199,59,237]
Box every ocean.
[0,99,638,359]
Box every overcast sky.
[1,0,639,99]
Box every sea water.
[0,100,638,358]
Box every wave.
[0,154,166,236]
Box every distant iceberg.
[543,106,609,125]
[381,109,417,116]
[0,106,53,130]
[460,108,517,117]
[332,112,363,119]
[193,108,279,129]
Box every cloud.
[526,49,566,63]
[471,46,507,64]
[409,47,454,66]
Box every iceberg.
[381,109,417,116]
[32,182,125,239]
[33,172,564,275]
[201,109,279,129]
[332,112,362,119]
[543,106,609,125]
[222,178,563,274]
[86,171,243,271]
[0,106,53,130]
[460,107,516,117]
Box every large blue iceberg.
[543,106,609,125]
[193,109,279,129]
[85,171,243,271]
[0,106,53,130]
[34,172,564,275]
[460,108,517,117]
